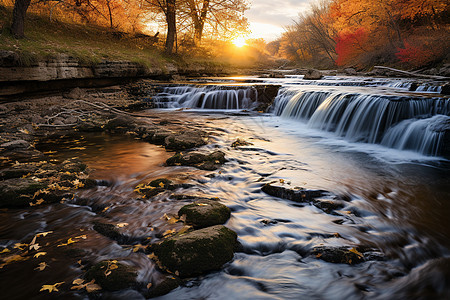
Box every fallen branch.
[373,66,449,80]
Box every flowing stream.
[0,75,449,299]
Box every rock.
[166,151,226,170]
[303,69,323,80]
[147,276,182,298]
[0,50,20,67]
[311,246,365,265]
[409,82,419,91]
[0,140,30,150]
[59,158,88,173]
[164,131,207,150]
[93,222,133,244]
[104,115,136,132]
[312,199,344,214]
[64,87,86,99]
[77,120,105,132]
[344,68,357,76]
[178,199,231,229]
[135,178,174,198]
[149,178,173,188]
[262,183,327,203]
[151,225,237,277]
[441,83,450,95]
[0,178,46,208]
[85,260,137,291]
[231,138,253,148]
[151,129,173,144]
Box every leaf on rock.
[349,247,363,259]
[34,252,47,258]
[116,223,129,228]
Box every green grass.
[0,5,178,68]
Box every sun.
[232,36,247,48]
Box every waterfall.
[273,88,450,156]
[152,86,257,109]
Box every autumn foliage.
[275,0,450,69]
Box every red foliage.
[334,28,367,66]
[395,42,434,66]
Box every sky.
[246,0,311,41]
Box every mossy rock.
[166,151,226,170]
[104,115,137,132]
[152,129,173,144]
[0,178,46,208]
[178,199,231,229]
[164,131,207,150]
[149,178,173,188]
[151,225,237,277]
[147,276,182,298]
[93,222,131,244]
[85,260,137,291]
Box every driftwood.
[374,66,449,80]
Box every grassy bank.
[0,5,224,70]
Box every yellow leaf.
[133,244,146,252]
[39,282,64,293]
[102,206,110,213]
[0,248,10,254]
[14,243,28,250]
[75,235,87,240]
[147,282,153,289]
[109,264,118,270]
[163,229,176,237]
[36,231,53,237]
[159,182,165,188]
[179,214,187,222]
[35,262,49,271]
[116,223,128,228]
[29,243,40,251]
[85,281,101,293]
[34,252,47,258]
[177,225,191,235]
[196,203,209,206]
[72,279,85,285]
[349,247,363,258]
[104,270,111,277]
[147,253,157,260]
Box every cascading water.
[152,86,257,109]
[273,87,450,156]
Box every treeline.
[2,0,249,54]
[269,0,450,69]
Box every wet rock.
[231,138,253,148]
[59,158,88,173]
[135,178,174,197]
[85,260,137,291]
[303,69,323,80]
[150,178,173,188]
[76,119,105,132]
[147,276,182,298]
[164,131,207,150]
[150,225,237,277]
[441,83,450,95]
[262,183,327,203]
[166,151,226,170]
[312,199,345,214]
[344,68,357,75]
[0,139,30,150]
[311,246,365,265]
[0,166,38,180]
[105,115,136,133]
[178,199,231,229]
[152,129,173,144]
[0,178,46,208]
[93,222,131,244]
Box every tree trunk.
[11,0,32,38]
[193,0,209,46]
[165,0,176,54]
[106,0,114,29]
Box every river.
[0,74,449,299]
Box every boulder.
[262,183,327,202]
[0,178,46,208]
[151,225,237,277]
[164,131,207,150]
[104,115,137,132]
[166,151,226,170]
[303,69,323,80]
[344,68,357,76]
[147,276,182,298]
[85,260,137,291]
[178,199,231,229]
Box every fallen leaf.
[72,279,84,285]
[85,280,101,293]
[147,282,153,289]
[36,231,53,237]
[349,247,364,259]
[163,229,176,237]
[0,248,10,254]
[116,223,129,228]
[40,282,64,293]
[196,203,209,206]
[35,262,49,271]
[34,252,47,258]
[177,225,191,235]
[102,206,110,213]
[14,243,28,250]
[74,235,87,240]
[159,182,165,188]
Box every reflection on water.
[1,112,449,299]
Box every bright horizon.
[246,0,311,41]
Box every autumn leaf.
[39,282,64,293]
[116,223,129,228]
[159,182,165,188]
[35,262,49,271]
[34,252,47,258]
[57,238,78,247]
[14,243,28,250]
[196,203,209,206]
[349,247,364,259]
[132,244,146,253]
[0,248,10,254]
[163,229,176,237]
[147,282,153,289]
[74,235,87,240]
[71,279,101,292]
[177,225,191,235]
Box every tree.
[11,0,32,38]
[145,0,177,54]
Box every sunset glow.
[232,36,247,47]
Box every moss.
[178,199,231,229]
[152,225,237,277]
[0,178,46,208]
[85,261,137,291]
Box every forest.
[1,0,450,71]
